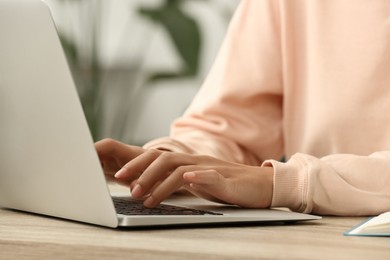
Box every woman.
[96,0,390,216]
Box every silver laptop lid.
[0,0,118,227]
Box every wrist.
[261,166,274,208]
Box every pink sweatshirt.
[144,0,390,216]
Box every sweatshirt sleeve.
[144,0,284,165]
[263,152,390,216]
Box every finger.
[189,183,231,205]
[130,183,163,202]
[95,138,126,157]
[129,179,138,190]
[183,170,232,202]
[115,149,162,180]
[143,165,198,208]
[99,155,121,176]
[133,152,194,198]
[95,138,144,163]
[183,169,223,185]
[129,178,161,197]
[182,184,223,203]
[104,173,136,188]
[187,184,229,205]
[95,139,146,177]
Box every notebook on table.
[344,212,390,237]
[0,0,321,228]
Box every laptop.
[0,0,321,228]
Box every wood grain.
[1,206,390,259]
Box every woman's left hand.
[114,149,274,209]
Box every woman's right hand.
[95,138,146,188]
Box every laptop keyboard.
[112,197,222,216]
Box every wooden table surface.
[1,205,389,259]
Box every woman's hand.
[95,139,274,209]
[95,139,146,187]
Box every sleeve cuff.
[262,154,310,213]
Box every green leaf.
[58,33,79,64]
[147,71,193,82]
[139,0,201,76]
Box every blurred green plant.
[55,0,103,140]
[139,0,201,81]
[56,0,204,141]
[53,0,233,141]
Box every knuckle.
[194,154,212,163]
[175,165,193,174]
[101,138,116,146]
[146,149,162,158]
[158,151,176,162]
[97,138,118,152]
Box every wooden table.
[1,209,389,259]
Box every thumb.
[183,170,232,203]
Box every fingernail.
[184,172,196,179]
[131,184,143,198]
[144,196,155,208]
[115,168,125,178]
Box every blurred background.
[44,0,239,145]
